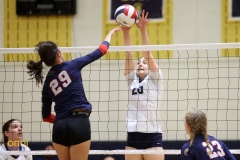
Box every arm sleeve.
[125,70,135,87]
[149,69,163,86]
[70,41,110,70]
[98,41,110,55]
[42,114,55,123]
[42,84,55,123]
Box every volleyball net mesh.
[0,43,240,158]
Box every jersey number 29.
[50,71,72,96]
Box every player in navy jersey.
[26,27,119,160]
[181,108,236,160]
[121,10,164,160]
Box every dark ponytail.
[27,60,44,86]
[27,41,59,86]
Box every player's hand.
[109,26,121,35]
[106,26,120,39]
[136,10,150,30]
[115,20,131,32]
[121,26,131,32]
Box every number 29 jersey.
[181,135,236,160]
[41,41,109,119]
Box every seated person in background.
[181,108,236,160]
[103,155,115,160]
[0,119,32,160]
[36,145,58,160]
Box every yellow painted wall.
[221,0,240,56]
[3,0,72,62]
[102,0,173,59]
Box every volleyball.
[114,4,138,27]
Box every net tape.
[0,43,240,53]
[0,149,240,155]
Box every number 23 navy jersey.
[181,135,236,160]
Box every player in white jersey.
[0,119,32,160]
[121,10,164,160]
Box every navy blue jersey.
[181,135,236,160]
[41,41,109,119]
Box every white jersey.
[0,143,32,160]
[125,69,163,133]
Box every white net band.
[0,42,240,53]
[0,149,240,155]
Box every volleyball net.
[0,43,240,157]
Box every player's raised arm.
[136,10,159,73]
[98,27,120,56]
[121,26,135,75]
[104,27,120,44]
